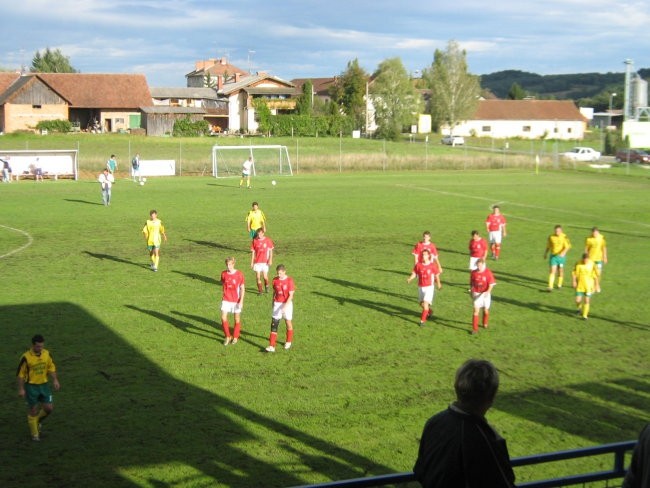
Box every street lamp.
[609,93,617,127]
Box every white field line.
[0,224,34,259]
[397,184,650,230]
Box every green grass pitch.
[0,169,648,487]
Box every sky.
[1,1,648,87]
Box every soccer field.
[1,169,648,487]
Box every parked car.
[561,147,601,162]
[615,148,650,164]
[441,135,464,146]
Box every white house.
[453,99,587,140]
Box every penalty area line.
[0,224,34,259]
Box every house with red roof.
[452,99,587,140]
[0,73,152,133]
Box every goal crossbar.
[211,144,292,178]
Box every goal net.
[211,145,292,178]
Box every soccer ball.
[139,181,145,186]
[271,180,277,186]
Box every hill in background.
[480,68,650,103]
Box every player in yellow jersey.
[17,334,60,441]
[142,209,167,272]
[572,253,600,320]
[245,201,267,239]
[584,227,607,289]
[543,225,571,291]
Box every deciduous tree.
[370,57,422,140]
[424,40,480,133]
[329,59,368,129]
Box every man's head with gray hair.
[454,359,500,415]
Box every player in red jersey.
[468,230,488,270]
[485,205,507,260]
[469,259,496,334]
[251,228,275,294]
[407,249,440,326]
[220,257,246,346]
[265,264,296,352]
[412,231,443,287]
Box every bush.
[35,119,72,133]
[172,117,210,137]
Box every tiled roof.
[291,77,336,96]
[186,61,248,78]
[0,72,20,93]
[473,99,585,121]
[150,87,222,100]
[37,73,153,108]
[219,74,294,96]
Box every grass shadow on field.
[315,275,411,301]
[313,291,414,323]
[172,270,220,286]
[497,376,650,444]
[185,238,242,253]
[64,198,104,206]
[170,310,270,345]
[493,269,545,290]
[126,304,215,340]
[83,251,148,269]
[374,267,408,277]
[1,302,394,488]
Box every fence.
[290,440,636,488]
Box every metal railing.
[291,440,636,488]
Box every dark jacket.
[413,405,516,488]
[623,423,650,488]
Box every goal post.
[211,145,292,178]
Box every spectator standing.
[131,153,142,182]
[265,264,296,352]
[2,156,12,183]
[413,359,515,488]
[220,257,246,346]
[485,206,507,260]
[98,168,114,206]
[469,259,496,334]
[623,423,650,488]
[17,334,61,441]
[106,154,118,174]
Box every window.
[482,126,491,132]
[568,128,572,134]
[32,105,42,109]
[523,126,531,132]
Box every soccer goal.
[211,145,292,178]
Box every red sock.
[264,279,269,287]
[286,329,294,343]
[483,311,490,327]
[495,245,501,258]
[222,320,231,338]
[269,332,277,347]
[233,322,241,339]
[472,315,479,332]
[257,282,263,292]
[491,244,496,255]
[421,310,428,322]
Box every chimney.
[220,57,227,65]
[234,73,240,83]
[217,75,224,90]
